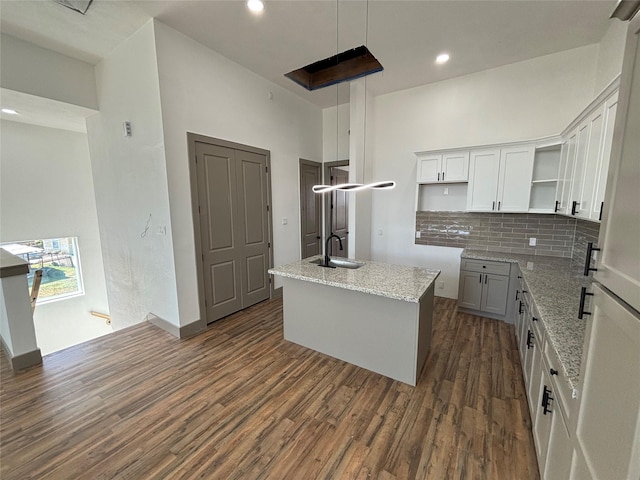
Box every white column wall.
[86,20,179,329]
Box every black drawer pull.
[571,200,579,215]
[583,242,601,276]
[599,201,604,221]
[532,316,538,322]
[437,172,440,181]
[550,368,558,376]
[578,287,594,319]
[519,301,524,314]
[515,290,520,301]
[554,200,560,213]
[527,330,534,349]
[541,385,553,415]
[442,171,445,181]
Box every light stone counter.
[268,255,440,303]
[461,249,591,390]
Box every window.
[1,237,84,304]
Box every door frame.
[299,158,322,259]
[323,159,349,242]
[187,133,274,325]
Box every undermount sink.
[309,258,364,269]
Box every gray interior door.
[331,167,349,258]
[299,160,322,259]
[195,141,270,323]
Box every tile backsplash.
[415,211,600,261]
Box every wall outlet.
[282,217,288,225]
[443,187,449,195]
[437,281,445,290]
[529,237,537,246]
[415,231,421,239]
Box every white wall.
[152,20,323,326]
[0,34,98,110]
[86,20,179,330]
[594,20,628,95]
[0,120,110,348]
[369,45,599,298]
[323,103,350,162]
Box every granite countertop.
[269,255,440,303]
[461,249,592,391]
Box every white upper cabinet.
[416,151,469,183]
[560,81,620,221]
[591,93,618,221]
[498,145,536,212]
[467,145,534,212]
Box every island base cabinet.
[281,277,434,386]
[571,284,640,480]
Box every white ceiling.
[0,0,618,119]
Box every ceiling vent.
[53,0,93,15]
[285,45,383,91]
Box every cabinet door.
[497,144,535,212]
[569,122,589,215]
[573,284,640,480]
[591,92,618,221]
[544,403,573,480]
[480,273,509,315]
[561,131,578,215]
[577,106,605,219]
[467,149,500,211]
[527,332,543,416]
[457,271,483,310]
[555,141,569,213]
[533,370,554,473]
[417,154,441,183]
[442,151,469,182]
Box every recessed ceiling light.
[436,53,450,64]
[247,0,264,13]
[1,108,18,115]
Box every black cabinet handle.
[541,386,553,415]
[519,301,524,314]
[532,316,538,322]
[498,201,501,211]
[583,242,601,276]
[484,274,488,284]
[527,330,534,349]
[522,290,528,295]
[492,201,495,211]
[437,172,440,181]
[571,200,579,216]
[550,368,558,376]
[479,274,482,283]
[442,171,445,181]
[554,200,560,213]
[518,275,522,279]
[578,286,594,319]
[599,201,604,221]
[515,290,520,301]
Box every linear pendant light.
[312,0,396,194]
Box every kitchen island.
[269,256,440,386]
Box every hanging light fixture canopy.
[307,0,395,195]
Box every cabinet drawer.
[461,259,511,276]
[543,339,574,423]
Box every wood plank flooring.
[0,297,539,479]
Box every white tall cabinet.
[571,12,640,480]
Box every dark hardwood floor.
[0,297,539,479]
